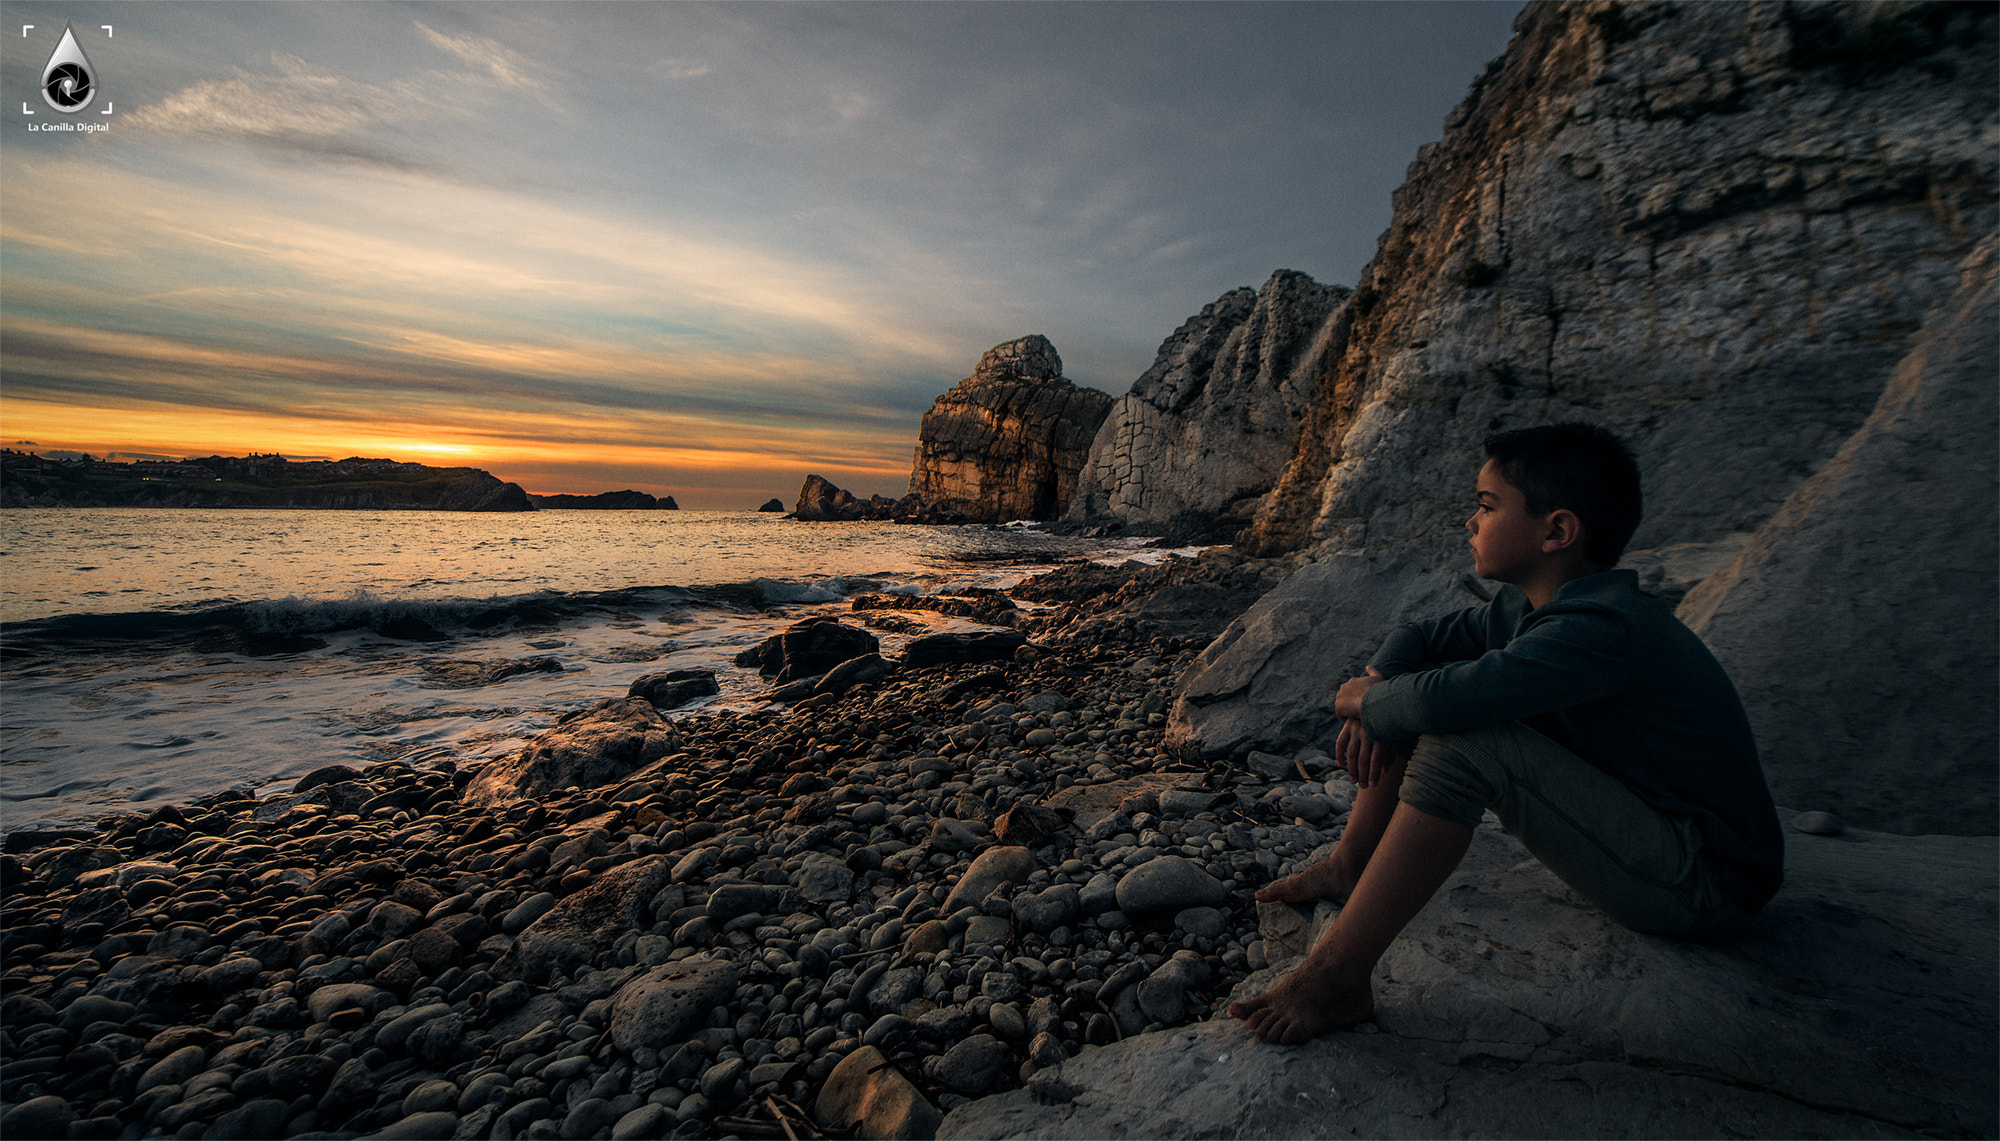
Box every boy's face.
[1468,459,1552,583]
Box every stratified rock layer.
[1211,0,1997,834]
[907,336,1114,522]
[1680,240,1999,834]
[1069,270,1346,535]
[1247,1,1997,562]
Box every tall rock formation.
[1067,270,1347,537]
[1245,0,1996,563]
[906,336,1114,523]
[794,474,896,521]
[1173,1,1997,834]
[1679,238,1998,835]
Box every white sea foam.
[0,508,1156,830]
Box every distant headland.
[0,450,535,512]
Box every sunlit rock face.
[1068,269,1348,538]
[907,335,1114,523]
[1245,0,1998,562]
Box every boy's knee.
[1397,732,1501,829]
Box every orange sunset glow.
[2,3,1521,510]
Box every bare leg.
[1256,756,1405,905]
[1230,801,1475,1043]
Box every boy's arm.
[1359,604,1629,739]
[1368,592,1523,678]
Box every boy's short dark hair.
[1483,423,1642,566]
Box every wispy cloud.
[415,23,561,109]
[656,58,712,81]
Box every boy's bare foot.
[1254,855,1358,906]
[1226,962,1373,1044]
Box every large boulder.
[627,669,719,711]
[1069,270,1347,536]
[1679,239,1999,834]
[942,823,1998,1139]
[817,1045,943,1140]
[905,335,1115,522]
[607,959,739,1053]
[460,698,678,806]
[1164,553,1466,762]
[735,618,881,683]
[1245,3,1996,564]
[493,856,672,984]
[901,631,1026,669]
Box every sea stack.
[1069,270,1347,540]
[904,335,1113,523]
[793,474,896,521]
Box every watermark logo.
[39,23,96,112]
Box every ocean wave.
[0,583,732,657]
[0,570,973,659]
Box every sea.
[0,509,1170,833]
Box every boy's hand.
[1333,667,1385,719]
[1335,717,1397,789]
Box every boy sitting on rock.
[1230,423,1783,1044]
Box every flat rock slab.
[1046,775,1186,830]
[941,824,1997,1139]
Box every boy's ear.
[1540,508,1585,555]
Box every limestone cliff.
[1679,238,1998,835]
[1246,0,1996,563]
[1169,0,1997,834]
[1068,270,1347,537]
[906,336,1114,523]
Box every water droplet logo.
[41,24,97,114]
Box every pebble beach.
[0,551,1354,1141]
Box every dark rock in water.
[905,335,1114,523]
[627,668,719,710]
[495,856,672,984]
[739,617,881,683]
[852,589,1018,625]
[460,696,678,806]
[795,474,897,521]
[529,489,677,510]
[293,764,364,794]
[903,631,1026,667]
[0,828,96,854]
[374,616,448,642]
[757,497,785,512]
[419,656,564,689]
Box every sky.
[2,2,1523,510]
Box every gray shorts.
[1398,722,1754,940]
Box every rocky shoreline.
[0,555,1348,1141]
